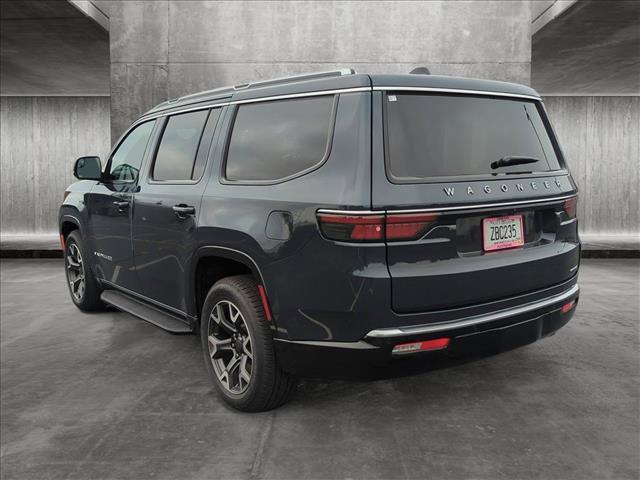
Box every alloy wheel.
[207,300,253,394]
[66,243,85,302]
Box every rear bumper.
[274,283,579,377]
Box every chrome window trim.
[373,86,541,101]
[317,194,576,216]
[365,284,579,338]
[133,86,371,127]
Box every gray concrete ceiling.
[532,0,640,95]
[0,0,109,95]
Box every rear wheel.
[64,231,105,311]
[200,275,296,411]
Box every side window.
[152,109,210,181]
[225,95,335,182]
[109,120,155,182]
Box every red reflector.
[392,337,450,354]
[563,197,577,218]
[561,300,576,313]
[385,212,439,241]
[59,234,66,250]
[257,285,272,321]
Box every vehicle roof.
[140,70,541,120]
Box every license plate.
[482,215,524,252]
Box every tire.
[200,275,296,412]
[64,230,105,312]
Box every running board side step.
[101,290,193,334]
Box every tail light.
[385,213,439,241]
[317,213,384,242]
[563,197,577,219]
[317,212,439,243]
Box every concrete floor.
[1,259,638,480]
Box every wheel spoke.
[226,354,241,375]
[67,258,80,269]
[239,356,251,387]
[208,336,232,358]
[211,303,237,334]
[242,336,252,359]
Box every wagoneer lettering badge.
[443,178,567,198]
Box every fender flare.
[59,212,83,238]
[190,246,271,318]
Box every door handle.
[172,204,195,218]
[113,200,129,210]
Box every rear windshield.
[384,93,562,181]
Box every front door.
[86,120,157,292]
[133,108,222,313]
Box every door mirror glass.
[73,156,102,180]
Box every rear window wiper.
[491,156,540,170]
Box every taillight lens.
[317,213,385,242]
[317,212,439,242]
[385,213,439,241]
[563,197,577,219]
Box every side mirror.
[73,156,102,181]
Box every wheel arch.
[191,246,270,321]
[59,213,83,242]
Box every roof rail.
[147,68,356,114]
[233,68,356,90]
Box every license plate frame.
[482,215,524,252]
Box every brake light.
[563,197,577,219]
[317,212,439,242]
[317,213,384,242]
[385,213,439,241]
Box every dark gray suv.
[60,69,580,411]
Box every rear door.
[132,107,222,312]
[372,90,580,313]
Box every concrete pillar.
[106,0,532,141]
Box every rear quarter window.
[384,93,563,182]
[224,95,336,182]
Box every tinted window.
[109,120,155,181]
[153,110,210,181]
[385,94,561,181]
[225,96,334,182]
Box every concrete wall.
[105,0,532,141]
[0,96,111,234]
[543,96,639,237]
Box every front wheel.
[200,275,296,412]
[64,231,105,312]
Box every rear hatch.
[373,89,580,313]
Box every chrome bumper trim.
[365,284,580,339]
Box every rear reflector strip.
[392,337,450,355]
[561,300,576,313]
[257,285,272,321]
[563,197,578,219]
[59,234,66,250]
